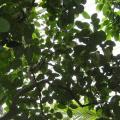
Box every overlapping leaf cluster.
[0,0,120,120]
[96,0,120,40]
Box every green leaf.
[76,5,84,13]
[97,30,106,41]
[82,11,90,19]
[57,103,66,109]
[96,3,104,11]
[90,30,106,44]
[54,112,63,119]
[104,40,116,47]
[0,17,10,32]
[34,21,40,27]
[102,4,110,16]
[67,108,73,118]
[69,103,78,109]
[76,21,89,29]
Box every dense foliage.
[0,0,120,120]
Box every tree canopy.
[0,0,120,120]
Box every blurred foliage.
[0,0,120,120]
